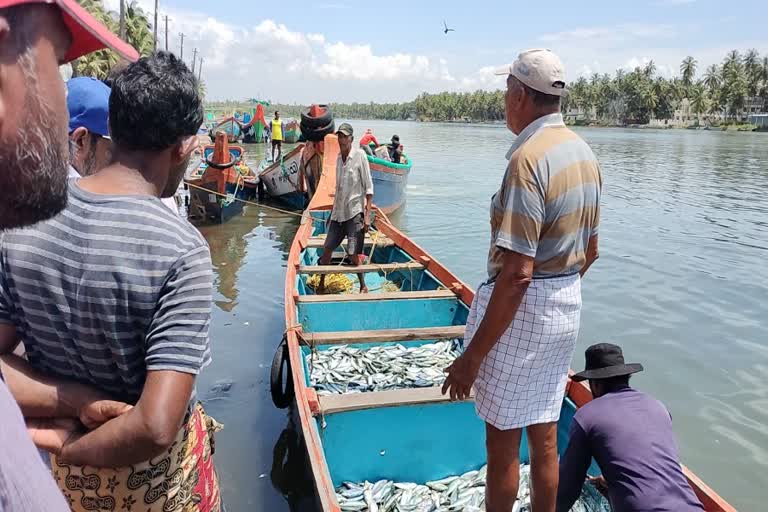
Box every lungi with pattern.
[467,274,581,430]
[50,403,222,512]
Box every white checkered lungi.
[467,274,582,430]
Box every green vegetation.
[74,1,207,98]
[210,51,768,126]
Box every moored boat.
[283,119,301,143]
[185,132,258,223]
[274,134,736,512]
[367,152,412,214]
[210,116,241,143]
[258,144,308,210]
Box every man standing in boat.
[442,49,602,512]
[319,123,374,294]
[557,344,704,512]
[272,110,284,162]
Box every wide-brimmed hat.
[572,343,643,382]
[0,0,139,62]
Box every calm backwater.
[192,123,768,511]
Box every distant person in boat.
[359,128,379,155]
[442,49,601,512]
[557,344,704,512]
[299,140,324,200]
[388,134,403,163]
[0,52,222,512]
[0,2,137,510]
[67,77,113,177]
[318,123,374,294]
[272,110,284,161]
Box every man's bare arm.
[1,354,130,422]
[464,250,534,363]
[580,234,599,278]
[0,322,19,354]
[57,370,194,467]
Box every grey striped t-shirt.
[0,182,213,403]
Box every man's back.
[573,388,702,511]
[0,182,212,403]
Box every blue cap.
[67,77,111,138]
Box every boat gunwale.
[258,144,305,179]
[283,134,735,512]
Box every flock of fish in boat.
[335,464,610,512]
[307,341,462,395]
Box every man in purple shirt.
[557,344,704,512]
[0,0,136,509]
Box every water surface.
[194,124,768,511]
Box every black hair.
[109,51,203,151]
[596,375,631,392]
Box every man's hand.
[27,418,81,454]
[588,475,609,497]
[441,351,482,401]
[363,214,371,233]
[79,400,133,430]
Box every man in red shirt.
[359,128,379,154]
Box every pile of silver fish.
[308,341,462,395]
[335,464,610,512]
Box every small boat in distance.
[186,132,258,223]
[368,150,412,214]
[210,116,241,143]
[283,119,301,143]
[258,144,308,210]
[274,134,736,512]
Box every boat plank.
[298,262,423,275]
[305,237,394,248]
[318,386,474,414]
[301,325,465,345]
[296,289,456,303]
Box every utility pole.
[164,15,170,51]
[153,0,158,51]
[198,57,203,81]
[179,33,184,60]
[191,48,198,74]
[119,0,126,39]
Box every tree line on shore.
[210,50,768,126]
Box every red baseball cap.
[0,0,139,63]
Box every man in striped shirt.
[0,52,222,511]
[443,49,601,512]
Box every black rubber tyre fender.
[300,105,333,130]
[300,119,335,142]
[270,336,294,409]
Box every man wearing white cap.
[443,49,602,512]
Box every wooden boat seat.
[300,325,465,345]
[305,235,395,248]
[299,262,423,275]
[318,386,475,414]
[296,289,456,303]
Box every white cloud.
[540,24,675,44]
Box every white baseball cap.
[495,48,568,97]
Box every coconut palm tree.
[680,56,697,87]
[690,84,707,121]
[643,59,657,78]
[743,49,761,96]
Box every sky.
[104,0,768,103]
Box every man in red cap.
[0,1,136,509]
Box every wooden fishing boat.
[258,143,308,210]
[210,116,241,143]
[275,134,736,512]
[283,119,301,143]
[185,132,258,224]
[367,152,412,214]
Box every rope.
[185,180,305,218]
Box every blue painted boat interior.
[296,209,601,492]
[317,398,600,487]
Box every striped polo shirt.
[0,182,213,404]
[488,113,602,279]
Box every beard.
[0,56,68,230]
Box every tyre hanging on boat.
[300,118,335,142]
[300,104,333,129]
[271,335,295,409]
